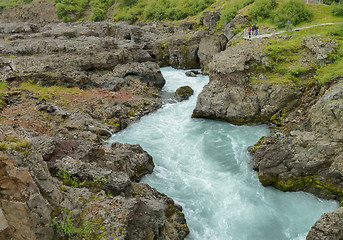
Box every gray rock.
[307,207,343,240]
[0,207,8,232]
[222,21,236,41]
[153,29,208,69]
[252,82,343,201]
[175,86,194,101]
[112,62,166,88]
[302,36,338,65]
[185,70,200,77]
[201,11,221,31]
[198,35,228,71]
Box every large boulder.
[198,35,228,71]
[175,85,194,101]
[193,40,301,124]
[112,61,166,88]
[201,11,221,32]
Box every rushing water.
[108,67,338,240]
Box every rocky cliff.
[192,30,343,239]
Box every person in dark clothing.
[252,24,256,36]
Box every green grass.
[17,81,83,100]
[249,23,343,85]
[0,0,32,11]
[113,0,217,23]
[251,2,343,30]
[0,81,8,93]
[302,4,343,26]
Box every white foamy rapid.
[108,67,338,240]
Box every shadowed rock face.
[252,81,343,202]
[112,62,166,88]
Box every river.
[108,67,338,240]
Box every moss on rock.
[0,142,7,151]
[175,85,194,101]
[261,175,343,200]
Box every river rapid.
[108,67,338,240]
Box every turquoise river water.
[108,67,338,240]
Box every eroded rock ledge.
[0,21,196,240]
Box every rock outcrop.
[253,81,343,201]
[0,22,191,240]
[193,40,302,124]
[153,28,208,69]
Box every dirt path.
[244,22,343,40]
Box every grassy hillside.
[249,23,343,86]
[1,0,342,27]
[0,0,33,11]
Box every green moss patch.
[3,135,31,153]
[261,175,343,199]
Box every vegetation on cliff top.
[0,0,340,31]
[0,0,32,11]
[250,23,343,86]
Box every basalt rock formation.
[193,40,302,124]
[0,21,192,240]
[193,33,343,238]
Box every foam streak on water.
[108,67,338,240]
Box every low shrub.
[271,0,313,28]
[331,3,343,17]
[0,0,33,11]
[323,0,340,4]
[250,0,277,21]
[329,24,343,36]
[221,0,254,23]
[55,0,88,22]
[119,0,138,7]
[90,7,106,21]
[51,209,93,240]
[113,7,140,24]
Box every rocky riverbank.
[192,28,343,239]
[0,21,208,239]
[0,8,342,240]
